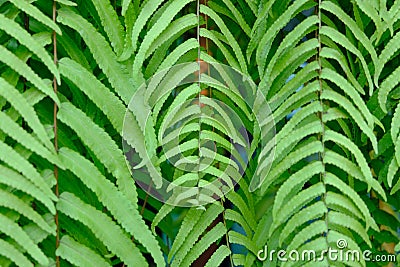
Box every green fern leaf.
[286,220,327,251]
[90,0,125,55]
[379,65,400,112]
[201,5,248,74]
[199,29,240,70]
[0,165,55,214]
[0,142,56,201]
[58,58,125,133]
[323,130,376,192]
[279,202,327,246]
[151,203,174,234]
[148,38,198,76]
[59,147,165,266]
[325,172,378,231]
[132,0,195,75]
[168,207,204,262]
[273,183,326,233]
[323,150,386,201]
[170,203,224,265]
[57,8,134,103]
[226,191,256,230]
[275,120,323,162]
[204,245,231,267]
[273,161,324,219]
[224,209,252,237]
[0,239,33,267]
[325,191,364,221]
[127,0,164,58]
[375,30,400,85]
[321,1,378,67]
[320,47,365,95]
[56,0,77,6]
[228,231,258,254]
[328,211,371,246]
[388,157,399,189]
[0,214,48,265]
[180,222,226,266]
[246,0,276,62]
[321,89,377,152]
[57,235,110,267]
[145,14,198,60]
[260,140,324,193]
[0,77,54,151]
[0,47,59,105]
[255,0,313,77]
[0,112,61,166]
[57,101,138,203]
[391,103,400,144]
[271,38,319,88]
[262,15,319,90]
[7,0,61,34]
[218,0,251,36]
[320,26,373,96]
[0,14,60,84]
[0,190,54,234]
[57,192,147,267]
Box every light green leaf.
[0,13,60,84]
[57,235,110,267]
[57,192,147,267]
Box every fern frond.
[201,5,248,73]
[58,58,125,133]
[147,38,198,76]
[145,14,198,61]
[286,220,327,251]
[324,172,379,231]
[0,112,60,166]
[7,0,61,34]
[0,14,60,84]
[0,165,55,214]
[279,202,327,246]
[57,192,147,266]
[204,245,231,267]
[57,8,134,103]
[321,1,378,67]
[0,142,56,200]
[260,140,324,193]
[0,47,59,105]
[132,0,195,76]
[127,0,164,57]
[272,183,326,232]
[57,101,137,203]
[90,0,125,55]
[320,26,373,95]
[0,77,54,151]
[378,64,400,112]
[59,147,164,266]
[169,203,224,265]
[180,222,226,266]
[273,161,324,219]
[0,190,54,234]
[56,235,110,267]
[0,239,33,267]
[254,0,314,77]
[320,88,377,152]
[0,214,48,265]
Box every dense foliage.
[0,0,400,266]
